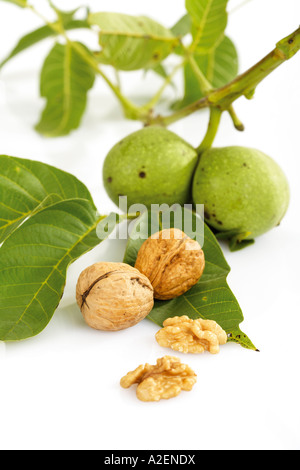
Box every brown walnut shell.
[135,228,205,300]
[76,262,154,331]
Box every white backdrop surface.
[0,0,299,451]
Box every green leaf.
[0,156,120,341]
[1,0,27,7]
[196,36,238,89]
[88,12,178,71]
[144,63,177,91]
[0,20,90,69]
[174,35,238,109]
[36,42,95,137]
[147,63,169,80]
[171,14,192,38]
[170,14,192,56]
[216,230,255,252]
[186,0,229,52]
[123,208,257,351]
[48,2,86,25]
[0,199,107,341]
[0,155,95,243]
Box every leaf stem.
[142,59,186,111]
[67,41,144,117]
[27,4,61,33]
[186,53,212,95]
[183,46,244,132]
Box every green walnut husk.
[192,146,290,249]
[103,127,198,209]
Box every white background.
[0,0,299,451]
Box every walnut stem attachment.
[196,107,222,156]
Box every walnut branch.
[148,27,300,127]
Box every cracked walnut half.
[120,356,197,402]
[155,315,228,354]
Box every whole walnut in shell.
[76,262,154,331]
[135,228,205,300]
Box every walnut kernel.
[134,228,205,300]
[120,356,197,402]
[156,316,227,354]
[76,262,154,331]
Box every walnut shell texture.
[76,262,154,331]
[135,228,205,300]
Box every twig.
[148,27,300,127]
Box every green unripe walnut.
[103,127,198,209]
[192,146,290,240]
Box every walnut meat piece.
[135,228,205,300]
[76,262,154,331]
[156,316,227,354]
[120,356,197,402]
